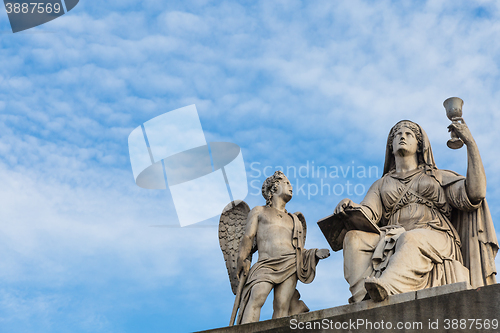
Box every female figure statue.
[335,120,498,303]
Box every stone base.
[201,283,500,332]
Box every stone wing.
[294,211,307,243]
[219,200,255,295]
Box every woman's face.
[392,125,419,156]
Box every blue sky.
[0,1,500,332]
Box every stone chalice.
[443,97,465,149]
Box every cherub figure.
[219,171,329,325]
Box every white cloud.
[0,0,499,331]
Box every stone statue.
[219,170,330,325]
[331,117,498,303]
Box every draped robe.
[237,213,319,323]
[343,122,498,303]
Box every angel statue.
[329,118,498,303]
[219,170,330,325]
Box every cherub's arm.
[236,206,262,278]
[295,212,330,260]
[315,249,330,259]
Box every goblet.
[443,97,464,149]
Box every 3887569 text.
[442,319,498,330]
[5,2,62,14]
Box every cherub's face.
[392,126,419,157]
[276,176,293,202]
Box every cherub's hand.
[448,117,474,145]
[316,248,330,260]
[334,198,353,215]
[236,258,251,279]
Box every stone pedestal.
[201,283,500,332]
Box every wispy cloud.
[0,0,499,331]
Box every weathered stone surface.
[200,283,499,333]
[219,171,330,325]
[326,118,497,304]
[416,281,470,300]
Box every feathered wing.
[294,211,307,243]
[219,200,256,295]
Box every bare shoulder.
[249,205,266,215]
[247,205,266,221]
[243,206,265,236]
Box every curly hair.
[387,120,423,154]
[262,170,285,207]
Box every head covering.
[383,120,437,176]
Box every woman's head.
[388,120,423,157]
[383,120,437,175]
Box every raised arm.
[236,206,261,278]
[449,118,487,204]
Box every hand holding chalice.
[443,97,465,149]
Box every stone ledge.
[200,282,497,333]
[416,281,471,299]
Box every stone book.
[317,207,380,252]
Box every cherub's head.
[262,170,292,207]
